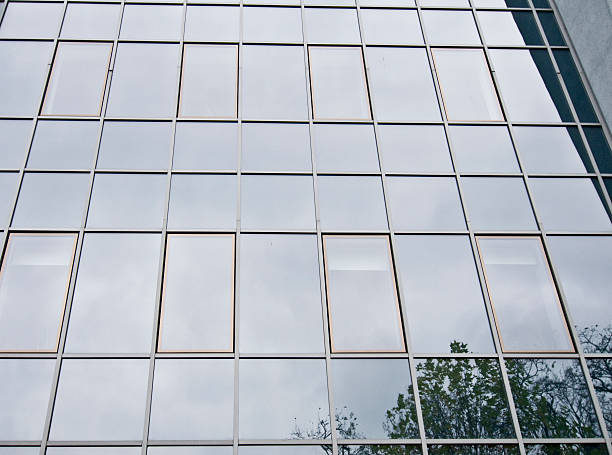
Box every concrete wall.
[553,0,612,131]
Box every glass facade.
[0,0,611,454]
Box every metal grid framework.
[0,0,611,454]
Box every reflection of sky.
[240,447,327,455]
[239,359,329,439]
[48,449,141,455]
[149,449,231,455]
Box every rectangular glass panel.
[361,9,423,45]
[433,49,503,122]
[477,237,573,352]
[0,173,19,225]
[185,6,240,42]
[0,234,76,352]
[422,10,481,45]
[478,11,543,46]
[119,4,183,40]
[159,235,234,352]
[61,3,121,40]
[304,8,360,44]
[324,236,404,352]
[243,6,303,43]
[0,119,32,168]
[587,359,612,433]
[309,46,371,120]
[173,122,238,171]
[449,126,519,173]
[242,123,311,172]
[180,45,238,118]
[313,124,379,173]
[0,2,64,38]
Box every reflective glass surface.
[305,8,360,44]
[449,126,519,173]
[313,124,379,173]
[29,120,99,169]
[0,119,32,168]
[0,2,64,38]
[526,445,607,455]
[554,49,598,123]
[0,173,19,225]
[360,9,423,45]
[587,359,612,433]
[478,11,543,46]
[584,126,612,174]
[242,123,311,172]
[538,11,566,46]
[48,449,141,455]
[422,10,481,45]
[173,122,238,171]
[150,449,232,455]
[243,7,303,43]
[119,4,183,40]
[429,447,519,455]
[185,6,240,42]
[61,3,121,39]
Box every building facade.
[0,0,611,455]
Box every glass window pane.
[65,234,161,353]
[0,359,55,440]
[538,11,566,46]
[378,125,452,173]
[242,123,311,172]
[244,7,303,43]
[48,449,141,455]
[507,359,601,438]
[584,127,612,174]
[361,9,423,45]
[0,2,64,38]
[324,236,404,352]
[0,449,40,455]
[119,4,183,40]
[159,235,234,352]
[554,49,598,123]
[61,3,121,39]
[514,126,591,174]
[420,0,470,6]
[548,236,612,354]
[0,119,32,168]
[180,45,238,118]
[149,359,233,440]
[462,177,537,231]
[313,124,379,173]
[588,359,612,434]
[50,359,149,440]
[429,447,519,455]
[87,174,167,229]
[13,173,90,228]
[417,358,514,439]
[185,6,239,42]
[433,49,503,122]
[240,449,327,455]
[332,359,418,439]
[526,445,607,455]
[305,8,360,44]
[239,235,323,353]
[386,177,466,231]
[168,175,237,229]
[239,359,329,439]
[0,173,20,225]
[309,47,371,120]
[0,41,54,116]
[28,120,99,169]
[478,11,543,46]
[477,237,573,352]
[366,48,441,121]
[98,121,172,170]
[241,175,315,230]
[107,43,180,118]
[490,49,572,122]
[318,176,388,231]
[173,122,237,171]
[422,10,481,45]
[0,234,76,352]
[529,178,612,232]
[242,45,308,120]
[150,449,232,455]
[449,126,519,173]
[395,235,494,353]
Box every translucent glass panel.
[65,234,161,353]
[87,174,167,229]
[242,46,308,120]
[417,358,514,439]
[173,122,238,171]
[433,49,503,122]
[366,48,441,121]
[0,173,19,225]
[0,359,55,440]
[29,120,99,169]
[386,177,466,231]
[528,178,612,232]
[168,175,237,229]
[506,359,601,438]
[449,126,519,173]
[461,178,537,231]
[185,6,240,42]
[309,47,371,121]
[0,120,32,168]
[360,9,423,45]
[42,42,112,116]
[239,359,329,439]
[395,235,493,353]
[61,3,121,39]
[0,2,64,38]
[490,49,572,122]
[0,234,76,352]
[119,4,183,40]
[239,235,323,353]
[304,8,360,44]
[149,360,234,439]
[421,10,481,45]
[313,124,379,173]
[107,43,180,118]
[241,175,315,230]
[548,237,612,353]
[180,45,238,118]
[324,236,404,352]
[98,121,172,170]
[319,176,388,231]
[242,123,311,172]
[50,359,149,440]
[13,173,90,228]
[159,235,234,352]
[478,11,543,46]
[0,41,54,116]
[243,7,303,43]
[477,237,573,353]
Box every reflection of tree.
[579,324,612,354]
